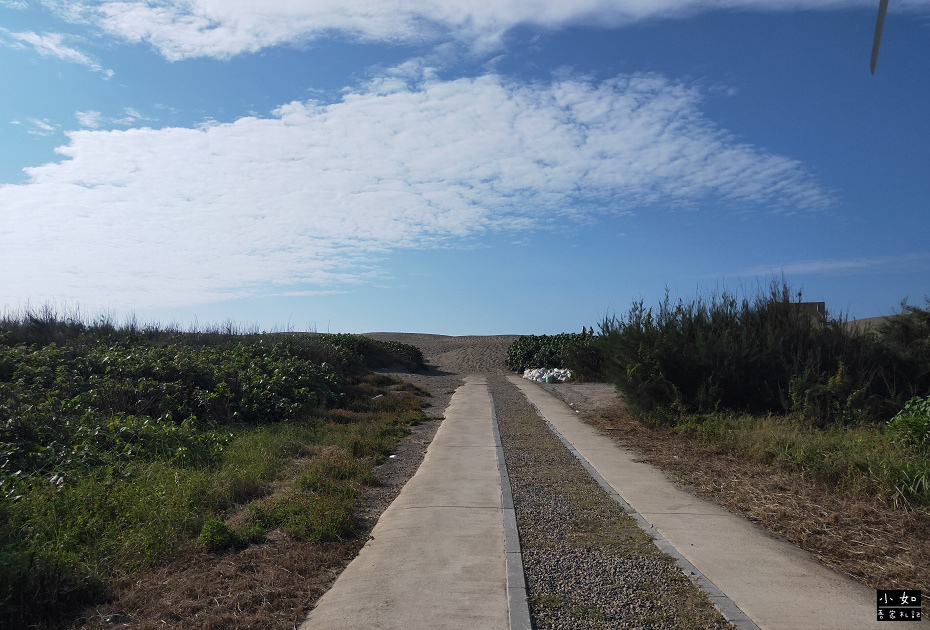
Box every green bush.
[875,298,930,393]
[297,456,377,492]
[599,281,927,426]
[199,518,238,552]
[886,395,930,454]
[507,333,604,380]
[198,519,263,553]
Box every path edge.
[490,391,533,630]
[511,376,761,630]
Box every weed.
[886,395,930,454]
[250,487,356,542]
[198,519,238,552]
[297,456,377,492]
[0,311,427,627]
[673,410,930,509]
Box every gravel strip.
[488,375,733,630]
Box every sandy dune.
[364,333,522,375]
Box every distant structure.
[797,302,826,329]
[774,302,826,328]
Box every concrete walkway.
[301,375,509,630]
[510,376,923,630]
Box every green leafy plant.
[886,395,930,454]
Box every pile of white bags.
[522,367,573,383]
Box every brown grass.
[585,402,930,596]
[69,533,364,630]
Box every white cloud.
[75,110,103,128]
[114,107,152,125]
[29,118,56,132]
[77,107,153,128]
[0,27,114,75]
[25,117,59,136]
[43,0,930,60]
[733,253,930,277]
[0,72,832,310]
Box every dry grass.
[585,402,930,598]
[70,533,364,630]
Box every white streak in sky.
[734,253,930,277]
[0,27,114,75]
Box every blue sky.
[1,1,928,335]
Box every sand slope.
[364,333,522,375]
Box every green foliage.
[2,405,422,625]
[507,333,604,380]
[199,518,238,553]
[886,395,930,454]
[251,487,356,542]
[875,298,930,391]
[310,333,426,373]
[599,281,927,427]
[198,519,263,553]
[0,311,427,628]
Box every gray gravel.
[489,375,732,630]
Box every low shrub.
[886,395,930,454]
[199,519,263,553]
[251,488,355,542]
[297,455,377,492]
[199,518,239,552]
[507,333,604,380]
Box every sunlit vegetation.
[509,282,930,509]
[0,308,427,628]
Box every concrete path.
[510,376,924,630]
[301,375,509,630]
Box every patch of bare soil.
[584,401,930,599]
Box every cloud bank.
[48,0,930,60]
[1,72,832,309]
